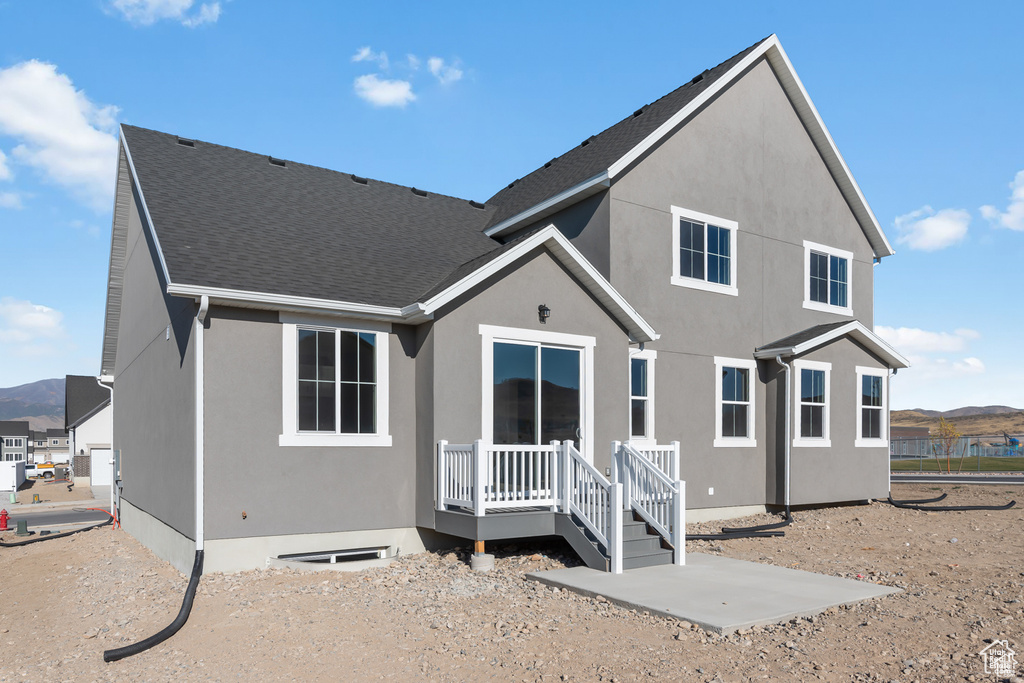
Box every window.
[671,206,738,296]
[803,241,852,315]
[714,357,757,447]
[629,350,657,441]
[52,439,59,446]
[856,367,888,447]
[793,359,831,447]
[280,320,391,447]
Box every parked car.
[26,462,56,479]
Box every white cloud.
[0,60,119,211]
[0,191,23,209]
[109,0,221,27]
[353,74,415,108]
[893,205,970,251]
[875,326,980,354]
[980,170,1024,231]
[427,57,463,85]
[351,46,389,70]
[0,149,11,181]
[406,54,421,70]
[0,298,67,345]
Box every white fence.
[0,461,26,493]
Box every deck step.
[621,547,673,570]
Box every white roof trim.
[421,225,658,343]
[483,171,610,238]
[120,125,173,286]
[165,283,412,323]
[754,320,909,369]
[491,35,894,258]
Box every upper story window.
[629,350,656,442]
[714,357,757,447]
[52,439,59,446]
[856,367,888,447]
[803,241,852,315]
[794,359,831,447]
[280,320,392,447]
[671,206,738,297]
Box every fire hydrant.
[0,509,9,532]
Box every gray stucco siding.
[783,337,890,506]
[114,187,196,539]
[202,308,419,541]
[430,249,631,474]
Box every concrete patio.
[526,552,900,634]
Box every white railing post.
[436,440,448,512]
[561,441,572,514]
[549,441,561,512]
[473,439,486,517]
[670,441,681,482]
[610,440,620,485]
[672,479,685,566]
[610,482,623,574]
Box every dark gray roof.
[485,37,771,229]
[0,421,30,437]
[46,428,68,438]
[121,126,502,308]
[65,375,110,429]
[756,321,854,353]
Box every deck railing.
[615,441,685,566]
[623,441,680,481]
[562,441,622,574]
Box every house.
[0,421,30,462]
[65,374,113,488]
[100,35,908,574]
[44,428,70,464]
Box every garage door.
[90,448,112,487]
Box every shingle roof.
[756,321,853,353]
[121,126,501,308]
[46,428,67,438]
[0,421,30,438]
[65,375,111,429]
[755,320,910,369]
[484,37,772,230]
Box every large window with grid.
[281,321,391,447]
[793,359,831,447]
[671,206,738,296]
[803,241,852,315]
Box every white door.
[90,448,112,486]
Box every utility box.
[55,466,67,480]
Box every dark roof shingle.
[65,375,111,429]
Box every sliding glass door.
[492,342,582,448]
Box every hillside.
[906,405,1020,419]
[0,378,66,431]
[892,408,1024,436]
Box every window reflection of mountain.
[493,377,579,444]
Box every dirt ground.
[1,483,1022,682]
[11,478,94,506]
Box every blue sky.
[0,1,1021,411]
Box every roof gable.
[484,35,894,259]
[65,374,111,429]
[755,320,909,369]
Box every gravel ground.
[0,483,1022,682]
[11,478,93,506]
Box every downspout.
[195,295,209,552]
[775,356,791,514]
[96,376,114,522]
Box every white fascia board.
[606,35,894,260]
[483,172,610,238]
[119,125,174,286]
[753,320,910,369]
[165,283,409,322]
[420,225,658,343]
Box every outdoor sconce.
[538,304,551,324]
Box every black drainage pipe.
[0,515,112,547]
[721,509,793,534]
[104,549,204,663]
[687,529,785,541]
[888,493,948,505]
[886,496,1015,512]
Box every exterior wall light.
[538,304,551,324]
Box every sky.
[0,1,1021,411]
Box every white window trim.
[480,324,596,463]
[670,206,739,297]
[855,366,889,448]
[793,358,831,448]
[629,348,657,445]
[802,240,853,316]
[714,357,757,448]
[279,318,392,447]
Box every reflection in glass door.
[493,342,581,448]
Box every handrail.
[616,442,685,566]
[563,441,622,573]
[625,441,680,481]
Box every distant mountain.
[907,405,1020,419]
[0,378,66,431]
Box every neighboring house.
[100,35,908,574]
[45,428,70,464]
[31,430,47,463]
[65,374,114,488]
[0,421,30,462]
